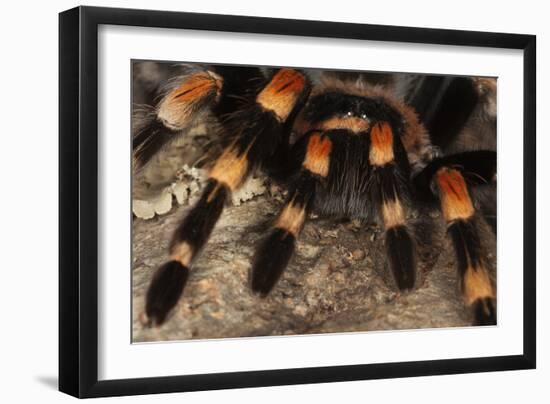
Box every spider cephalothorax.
[133,65,497,329]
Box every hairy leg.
[250,131,328,295]
[368,121,417,290]
[415,152,497,325]
[143,69,310,326]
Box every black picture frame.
[59,6,536,398]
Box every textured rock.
[132,189,496,342]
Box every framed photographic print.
[59,6,536,398]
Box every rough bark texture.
[132,179,496,342]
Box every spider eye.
[361,113,367,119]
[346,111,353,117]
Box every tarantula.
[133,63,497,329]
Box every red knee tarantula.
[133,63,497,328]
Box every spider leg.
[414,150,497,232]
[414,151,496,192]
[368,122,417,290]
[252,121,419,295]
[437,168,496,325]
[144,68,310,326]
[133,68,224,170]
[406,76,480,150]
[133,65,267,170]
[251,131,328,295]
[415,152,497,326]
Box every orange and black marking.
[257,68,307,121]
[275,199,308,237]
[133,70,224,170]
[157,70,223,130]
[365,120,416,290]
[171,71,222,102]
[144,68,310,325]
[318,116,370,133]
[252,195,310,296]
[208,143,253,192]
[369,122,395,166]
[170,179,229,258]
[437,166,496,324]
[436,167,475,222]
[303,133,332,177]
[252,169,317,297]
[463,265,495,306]
[381,199,406,229]
[170,241,194,267]
[144,179,228,326]
[379,188,415,290]
[447,217,496,324]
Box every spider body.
[133,64,497,330]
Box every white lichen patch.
[173,164,208,205]
[132,200,155,220]
[133,165,267,219]
[133,165,208,219]
[171,181,188,205]
[153,189,173,215]
[230,176,267,206]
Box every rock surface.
[132,188,496,342]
